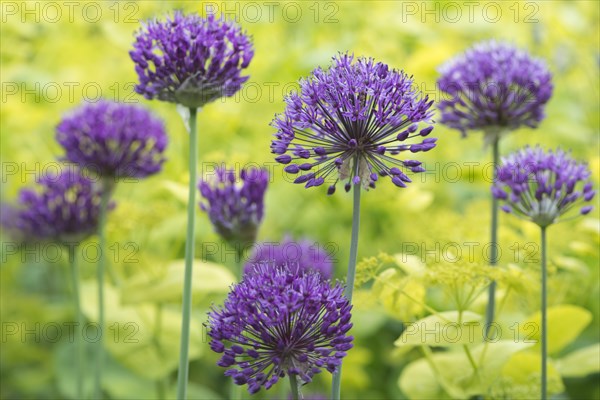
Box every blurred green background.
[1,1,599,399]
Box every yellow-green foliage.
[1,1,599,399]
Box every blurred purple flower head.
[207,264,353,394]
[437,40,553,138]
[271,53,435,194]
[244,236,334,279]
[56,100,167,180]
[199,166,268,244]
[492,146,595,227]
[130,11,254,108]
[2,168,107,243]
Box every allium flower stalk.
[244,237,333,279]
[199,166,268,248]
[492,146,594,400]
[207,264,353,397]
[1,168,108,399]
[56,99,167,398]
[271,53,435,400]
[437,41,553,340]
[130,12,254,399]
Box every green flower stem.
[478,286,513,367]
[94,180,112,399]
[289,374,299,400]
[154,304,166,400]
[540,226,548,400]
[463,345,480,380]
[236,244,245,281]
[332,157,362,400]
[176,107,198,400]
[68,244,83,399]
[485,136,500,340]
[230,247,244,400]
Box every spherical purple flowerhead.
[492,146,595,227]
[56,100,167,179]
[437,41,553,137]
[130,11,254,108]
[2,168,105,243]
[272,54,435,194]
[199,166,268,244]
[244,237,333,279]
[207,264,353,394]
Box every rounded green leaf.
[120,259,235,305]
[555,343,600,378]
[521,305,592,354]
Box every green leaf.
[492,351,564,398]
[398,357,448,399]
[54,341,157,399]
[555,343,600,377]
[349,308,388,337]
[553,255,589,273]
[521,304,592,354]
[121,259,235,305]
[398,341,533,399]
[80,281,206,380]
[394,311,482,347]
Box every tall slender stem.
[485,137,500,340]
[154,303,166,400]
[176,107,198,400]
[540,226,548,400]
[331,157,362,400]
[94,182,112,399]
[463,345,480,380]
[230,247,244,400]
[289,374,299,400]
[69,244,83,399]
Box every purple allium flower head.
[207,264,353,394]
[56,100,167,179]
[199,166,268,244]
[2,168,106,243]
[492,146,595,227]
[244,236,333,278]
[271,54,435,194]
[437,41,553,138]
[130,11,254,108]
